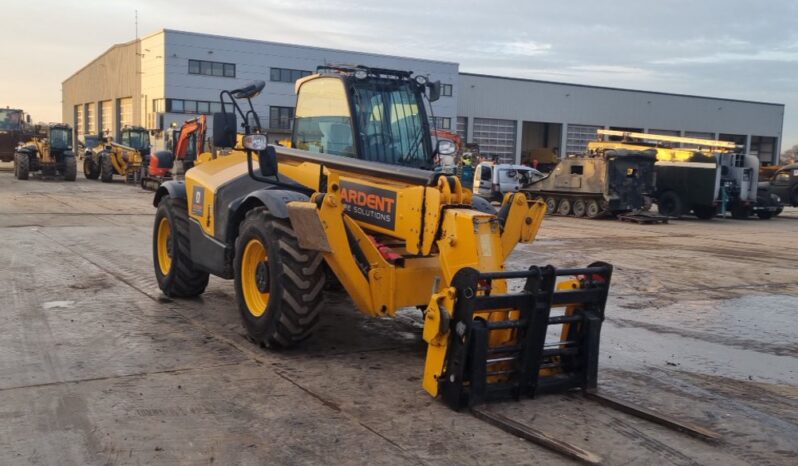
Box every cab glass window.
[50,128,72,150]
[292,78,354,157]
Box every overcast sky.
[2,0,796,149]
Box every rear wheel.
[657,191,683,218]
[557,198,572,216]
[153,197,209,297]
[791,186,798,207]
[63,156,77,181]
[100,154,114,183]
[545,197,558,215]
[14,152,29,180]
[586,200,601,219]
[572,199,586,217]
[693,205,716,220]
[234,207,326,348]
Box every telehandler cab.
[151,67,615,409]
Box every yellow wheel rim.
[156,217,173,276]
[241,238,270,317]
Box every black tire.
[756,211,773,220]
[100,154,114,183]
[586,199,601,219]
[153,197,209,297]
[63,156,77,181]
[572,199,586,217]
[557,198,572,216]
[83,155,99,179]
[234,207,326,348]
[658,191,683,218]
[730,204,750,219]
[693,205,716,220]
[791,186,798,207]
[545,197,558,215]
[14,152,30,180]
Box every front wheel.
[14,152,29,180]
[84,155,100,179]
[234,207,326,348]
[63,156,77,181]
[153,197,209,297]
[100,154,114,183]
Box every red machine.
[141,115,207,190]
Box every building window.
[566,124,602,155]
[431,117,451,130]
[152,99,165,113]
[169,99,184,113]
[269,106,294,130]
[441,84,453,97]
[188,59,236,78]
[270,67,312,83]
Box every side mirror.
[437,139,456,156]
[212,112,237,148]
[259,145,278,177]
[427,81,441,102]
[231,80,266,99]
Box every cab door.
[475,164,492,195]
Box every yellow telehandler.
[151,67,614,410]
[13,123,77,181]
[84,126,150,183]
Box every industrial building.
[63,29,785,165]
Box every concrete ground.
[1,169,797,465]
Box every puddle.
[42,301,75,310]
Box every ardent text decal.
[339,181,397,230]
[191,187,205,216]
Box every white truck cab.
[473,162,544,200]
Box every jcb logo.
[191,187,205,216]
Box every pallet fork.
[439,263,612,409]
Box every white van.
[473,162,544,200]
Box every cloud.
[472,40,552,57]
[652,49,798,65]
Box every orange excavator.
[141,115,207,191]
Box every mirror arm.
[245,150,313,194]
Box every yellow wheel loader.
[84,126,150,183]
[14,123,77,181]
[151,67,615,409]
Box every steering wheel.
[366,132,391,146]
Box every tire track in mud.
[31,227,434,466]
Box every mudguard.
[223,188,310,244]
[153,180,187,207]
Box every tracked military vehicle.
[524,149,657,218]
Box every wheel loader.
[151,67,614,409]
[13,123,77,181]
[84,126,150,183]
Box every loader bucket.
[439,263,613,410]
